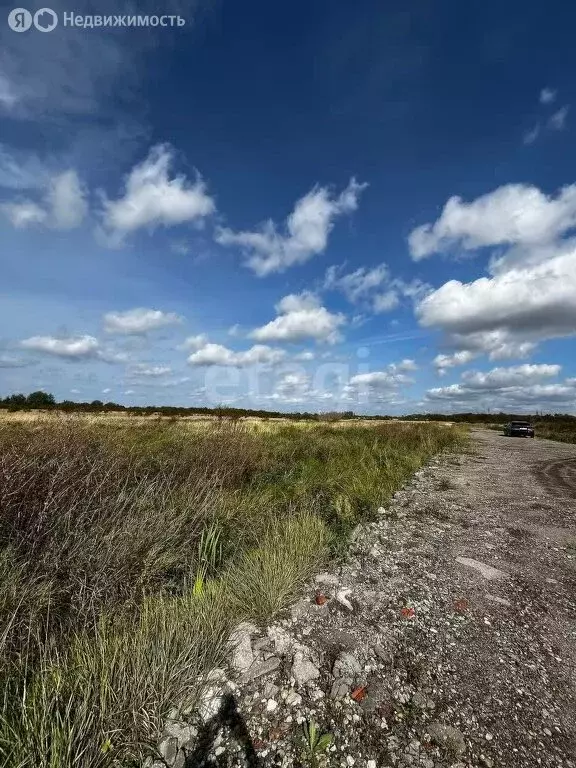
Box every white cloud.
[130,365,173,377]
[548,106,569,132]
[46,170,88,230]
[294,350,315,361]
[325,263,429,313]
[372,291,400,313]
[426,363,575,411]
[181,334,209,351]
[408,183,576,260]
[250,292,345,344]
[341,360,416,404]
[99,144,215,245]
[216,178,366,276]
[462,363,560,389]
[1,200,47,229]
[187,341,286,367]
[416,249,576,351]
[523,124,540,145]
[324,263,389,302]
[433,350,477,375]
[411,182,576,362]
[540,88,557,105]
[20,335,100,359]
[102,388,112,394]
[1,169,87,230]
[104,308,183,335]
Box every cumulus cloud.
[20,334,100,359]
[187,340,286,367]
[408,183,576,261]
[416,249,576,354]
[250,292,345,344]
[426,363,575,411]
[216,178,366,276]
[181,334,209,351]
[325,263,430,313]
[99,144,215,245]
[433,350,477,375]
[104,308,183,335]
[341,360,416,404]
[410,182,576,362]
[540,88,557,105]
[1,169,87,230]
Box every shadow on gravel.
[185,693,261,767]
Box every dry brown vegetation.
[0,416,465,767]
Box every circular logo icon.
[33,7,57,31]
[8,8,32,31]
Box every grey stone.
[314,572,340,586]
[373,644,390,663]
[267,626,293,656]
[263,682,279,698]
[230,634,253,674]
[292,651,320,686]
[330,677,352,699]
[253,636,272,652]
[333,651,362,681]
[291,599,312,620]
[427,722,466,755]
[158,736,179,766]
[285,690,302,706]
[163,720,193,748]
[240,656,281,683]
[456,557,508,581]
[360,680,389,713]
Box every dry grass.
[0,417,466,766]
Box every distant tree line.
[0,392,360,421]
[0,392,574,424]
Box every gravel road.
[179,429,576,768]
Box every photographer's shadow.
[185,693,261,767]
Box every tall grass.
[0,418,465,766]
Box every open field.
[0,416,465,767]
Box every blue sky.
[1,0,575,414]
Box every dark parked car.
[504,421,535,438]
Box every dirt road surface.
[189,429,576,768]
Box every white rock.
[267,626,293,656]
[336,589,354,611]
[285,690,302,707]
[367,761,377,768]
[315,572,340,586]
[456,557,508,580]
[292,651,320,686]
[266,699,278,713]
